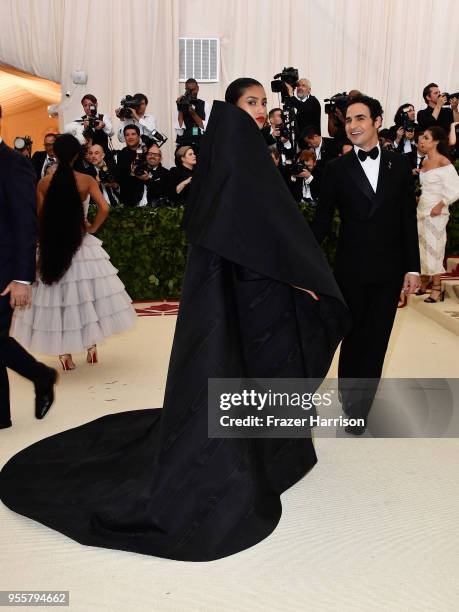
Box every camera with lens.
[13,135,33,151]
[151,130,168,147]
[441,91,459,106]
[98,163,116,185]
[324,92,349,115]
[289,160,306,175]
[400,111,416,133]
[85,104,99,129]
[131,147,151,178]
[275,122,290,140]
[118,95,141,120]
[177,88,195,113]
[271,67,299,94]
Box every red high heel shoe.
[59,354,76,370]
[86,345,98,364]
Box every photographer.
[13,136,33,159]
[389,103,418,154]
[326,89,361,141]
[116,125,150,206]
[88,144,120,207]
[417,83,459,132]
[265,108,293,162]
[143,144,170,205]
[79,94,113,153]
[289,150,322,205]
[116,93,158,143]
[174,78,210,153]
[284,78,321,134]
[31,133,57,180]
[300,124,339,169]
[168,146,196,205]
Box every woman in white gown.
[12,134,137,369]
[417,126,459,302]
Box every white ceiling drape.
[1,0,458,155]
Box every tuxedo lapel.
[370,149,391,217]
[343,150,376,204]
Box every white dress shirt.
[354,143,381,192]
[40,154,56,178]
[314,138,324,161]
[118,113,157,143]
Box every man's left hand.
[1,281,32,309]
[95,120,105,130]
[402,273,421,295]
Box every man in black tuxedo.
[0,106,58,429]
[284,79,321,134]
[311,95,421,434]
[31,132,58,180]
[115,125,150,206]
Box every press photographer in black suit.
[289,150,322,205]
[389,103,419,154]
[311,95,421,434]
[79,94,113,153]
[300,124,339,169]
[116,125,150,206]
[0,105,57,429]
[143,144,170,205]
[88,144,120,207]
[31,133,58,180]
[417,83,459,132]
[284,78,321,134]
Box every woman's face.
[183,148,197,165]
[418,130,437,153]
[236,85,267,129]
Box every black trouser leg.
[337,281,401,419]
[0,366,11,425]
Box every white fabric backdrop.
[1,0,459,162]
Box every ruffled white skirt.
[11,234,137,355]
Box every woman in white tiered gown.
[12,134,136,370]
[417,126,459,303]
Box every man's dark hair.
[185,78,198,86]
[81,94,97,105]
[346,94,383,122]
[301,124,321,139]
[123,124,141,136]
[422,83,438,103]
[44,132,58,140]
[268,108,282,120]
[133,92,148,105]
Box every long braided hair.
[38,134,85,284]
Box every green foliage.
[94,205,188,300]
[92,194,459,300]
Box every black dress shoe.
[345,423,367,436]
[0,421,12,429]
[35,368,58,419]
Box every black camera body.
[271,67,299,94]
[98,163,116,185]
[85,104,99,129]
[14,135,33,151]
[119,95,141,120]
[400,111,416,133]
[442,91,459,106]
[177,89,195,113]
[324,92,349,115]
[290,160,306,175]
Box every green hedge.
[93,198,459,301]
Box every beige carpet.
[1,306,458,612]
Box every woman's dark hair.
[133,92,148,105]
[38,134,85,285]
[175,145,193,165]
[394,103,414,125]
[425,126,452,160]
[225,78,263,104]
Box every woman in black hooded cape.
[0,81,350,562]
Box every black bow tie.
[357,147,379,162]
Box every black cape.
[0,101,350,562]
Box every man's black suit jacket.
[311,148,420,284]
[31,150,47,180]
[0,142,37,288]
[115,147,145,206]
[286,95,322,134]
